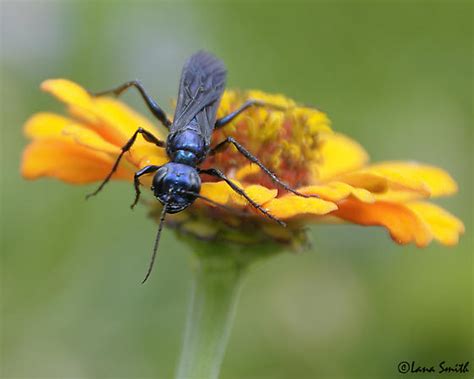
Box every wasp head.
[152,163,201,213]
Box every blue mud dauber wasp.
[86,51,315,282]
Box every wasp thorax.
[166,129,206,166]
[152,163,201,213]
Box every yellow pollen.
[209,90,332,187]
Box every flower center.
[202,90,331,188]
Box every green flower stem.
[175,253,246,379]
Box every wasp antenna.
[142,203,168,284]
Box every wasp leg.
[91,80,172,129]
[199,168,286,227]
[131,165,161,209]
[209,136,317,199]
[86,128,165,199]
[214,99,286,129]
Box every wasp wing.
[172,52,227,144]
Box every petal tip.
[40,78,70,92]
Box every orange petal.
[264,195,337,219]
[406,202,465,246]
[24,113,120,155]
[316,132,369,181]
[333,199,432,247]
[41,79,163,147]
[93,97,164,144]
[21,139,131,184]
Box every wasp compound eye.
[152,163,201,213]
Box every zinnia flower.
[21,79,464,250]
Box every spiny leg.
[91,80,172,129]
[199,168,286,227]
[210,136,317,198]
[215,99,287,129]
[131,165,161,209]
[86,128,165,199]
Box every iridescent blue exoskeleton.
[86,52,316,282]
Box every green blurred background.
[1,2,472,378]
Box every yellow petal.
[24,112,73,138]
[41,79,95,113]
[200,181,278,208]
[336,168,430,198]
[336,162,459,202]
[229,184,278,206]
[264,195,337,219]
[316,132,369,181]
[136,145,169,167]
[406,202,465,246]
[24,113,120,155]
[234,163,261,181]
[298,181,375,203]
[21,139,131,184]
[200,181,232,205]
[333,199,432,247]
[368,162,458,198]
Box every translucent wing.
[171,52,227,142]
